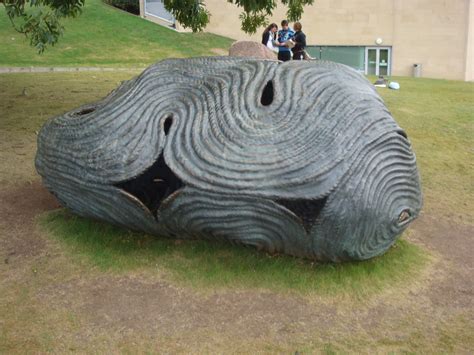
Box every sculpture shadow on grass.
[36,57,422,262]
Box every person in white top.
[261,23,278,52]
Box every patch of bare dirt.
[410,215,474,310]
[411,214,473,264]
[1,178,473,352]
[35,275,338,340]
[0,181,60,259]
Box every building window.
[145,0,175,25]
[306,46,391,76]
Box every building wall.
[391,0,470,80]
[202,0,471,80]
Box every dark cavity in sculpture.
[163,116,173,136]
[261,80,274,106]
[275,197,328,233]
[115,154,184,216]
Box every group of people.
[262,20,307,61]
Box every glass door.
[367,48,377,75]
[379,48,390,75]
[365,47,391,76]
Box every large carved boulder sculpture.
[36,57,422,262]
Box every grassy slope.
[0,0,233,67]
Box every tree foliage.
[164,0,314,33]
[2,0,314,52]
[2,0,84,52]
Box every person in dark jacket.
[292,22,307,60]
[261,23,278,52]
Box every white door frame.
[365,47,391,76]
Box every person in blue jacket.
[276,20,295,62]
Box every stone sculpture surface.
[36,57,423,261]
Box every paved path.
[0,66,144,73]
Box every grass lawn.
[40,209,427,297]
[0,0,233,67]
[377,76,474,223]
[31,74,473,296]
[1,70,472,292]
[0,71,473,352]
[0,71,431,297]
[1,1,473,350]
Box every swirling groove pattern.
[36,57,422,261]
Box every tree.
[2,0,314,52]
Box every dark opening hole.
[163,117,173,136]
[275,196,329,233]
[397,129,408,139]
[115,154,184,216]
[260,80,274,106]
[74,107,96,116]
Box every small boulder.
[229,41,278,60]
